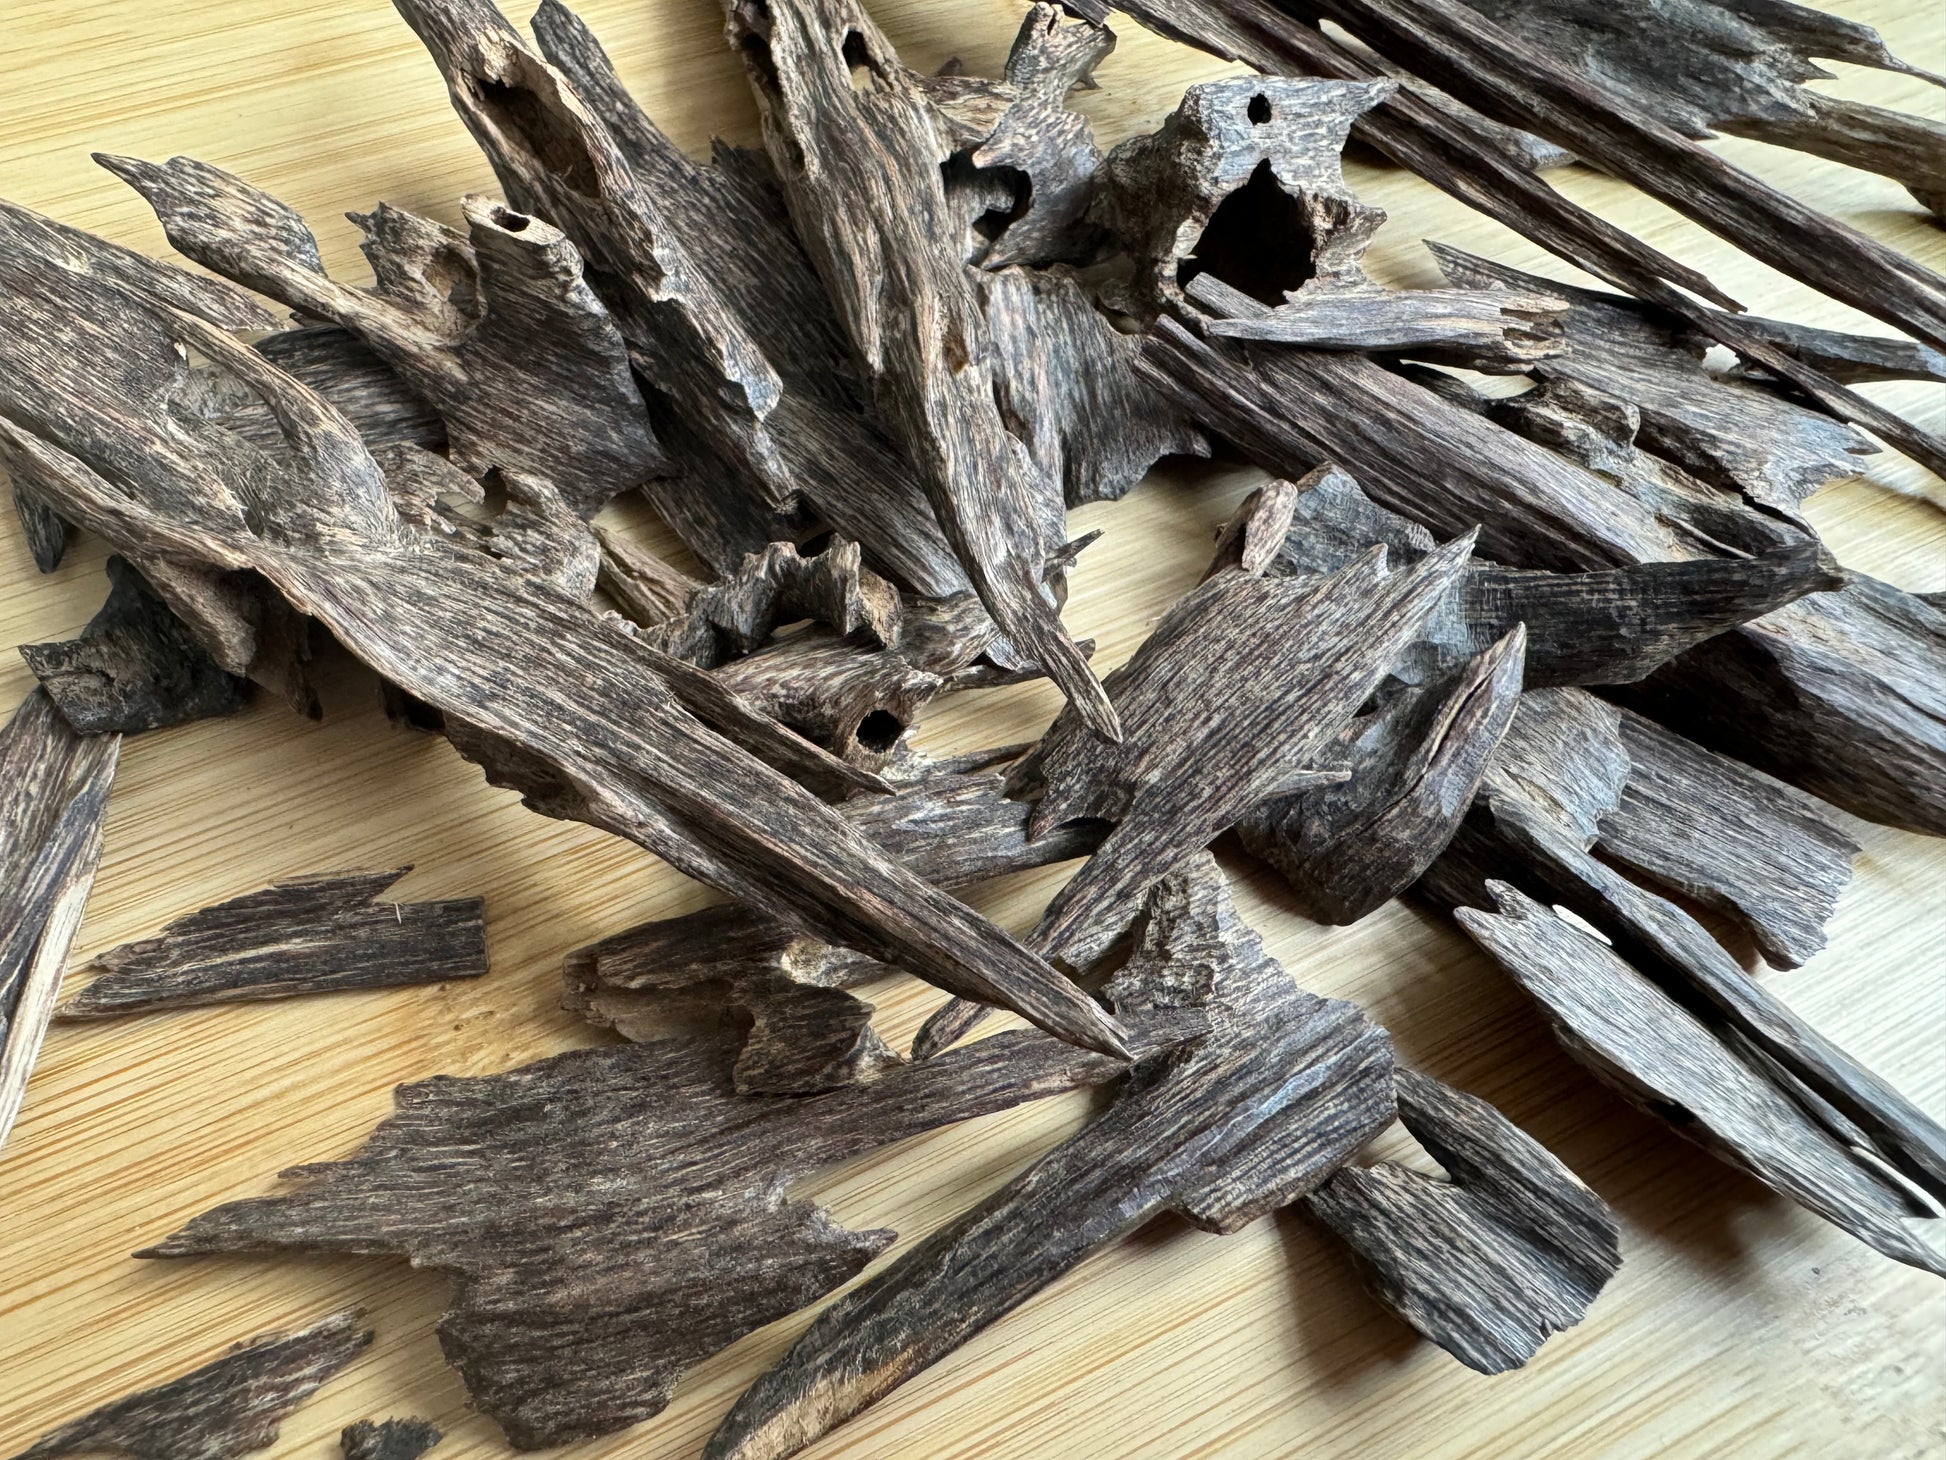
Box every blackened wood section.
[0,232,1127,1059]
[1238,629,1524,924]
[1599,708,1857,970]
[1016,533,1471,964]
[102,154,663,520]
[55,868,488,1019]
[1302,0,1946,352]
[0,691,119,1150]
[1457,884,1946,1278]
[1084,0,1946,481]
[13,1309,370,1460]
[644,538,901,667]
[340,1419,443,1460]
[21,556,251,734]
[722,0,1119,740]
[956,6,1114,269]
[189,328,447,457]
[1456,0,1946,216]
[1305,1069,1620,1372]
[706,856,1394,1460]
[1481,797,1946,1203]
[985,264,1207,508]
[1433,245,1874,513]
[528,0,971,596]
[143,1029,1127,1448]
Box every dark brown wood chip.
[13,1308,371,1460]
[1306,1069,1621,1372]
[55,868,488,1019]
[142,1028,1127,1448]
[339,1419,443,1460]
[0,691,118,1150]
[21,555,251,735]
[705,855,1394,1460]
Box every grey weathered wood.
[1456,884,1946,1278]
[1306,1069,1621,1373]
[1599,708,1858,970]
[339,1419,443,1460]
[1207,283,1565,359]
[144,1027,1128,1448]
[190,327,447,458]
[0,691,119,1151]
[1454,0,1946,216]
[13,1309,371,1460]
[721,0,1117,740]
[20,555,250,735]
[103,153,664,522]
[1014,528,1472,964]
[706,855,1395,1460]
[55,868,488,1019]
[0,216,1129,1060]
[1717,313,1946,387]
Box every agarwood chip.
[1457,884,1946,1278]
[339,1419,443,1460]
[56,868,488,1019]
[14,1308,370,1460]
[0,691,118,1150]
[21,555,250,735]
[189,327,446,458]
[1306,1069,1621,1372]
[144,1026,1128,1447]
[705,855,1394,1460]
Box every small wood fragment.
[0,691,119,1150]
[56,868,488,1020]
[1306,1069,1621,1372]
[13,1308,371,1460]
[145,1027,1127,1447]
[706,856,1394,1460]
[20,555,251,735]
[340,1419,443,1460]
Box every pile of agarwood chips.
[5,0,1945,1454]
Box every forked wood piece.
[13,1309,371,1460]
[21,555,250,735]
[1457,884,1946,1279]
[56,868,488,1019]
[721,0,1119,740]
[1306,1069,1620,1372]
[706,855,1395,1460]
[143,1028,1130,1447]
[0,691,119,1151]
[0,218,1128,1059]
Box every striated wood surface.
[0,2,1941,1458]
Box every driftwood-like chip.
[707,855,1394,1460]
[144,1028,1127,1447]
[14,1308,371,1460]
[56,868,488,1020]
[0,691,119,1150]
[339,1419,443,1460]
[1306,1069,1621,1372]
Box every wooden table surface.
[2,2,1943,1456]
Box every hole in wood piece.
[1247,93,1273,124]
[491,205,531,233]
[473,75,600,196]
[843,30,881,92]
[854,709,906,753]
[1176,160,1315,306]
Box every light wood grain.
[1,2,1942,1457]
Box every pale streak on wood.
[706,856,1394,1460]
[0,691,119,1151]
[13,1308,371,1460]
[1305,1069,1621,1373]
[55,868,488,1019]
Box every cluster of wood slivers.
[3,0,1944,1453]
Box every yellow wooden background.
[1,2,1942,1456]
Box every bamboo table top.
[2,2,1942,1456]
